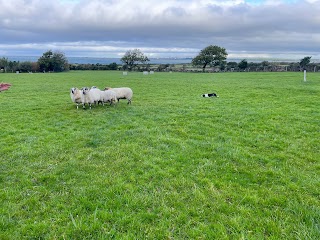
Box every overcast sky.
[1,0,320,60]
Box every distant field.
[0,71,319,239]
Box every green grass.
[1,71,319,239]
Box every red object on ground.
[0,83,12,92]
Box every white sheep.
[70,87,82,109]
[104,87,133,104]
[100,89,117,106]
[80,87,95,109]
[89,86,102,106]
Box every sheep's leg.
[76,103,79,109]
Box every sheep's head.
[70,87,77,94]
[81,87,90,95]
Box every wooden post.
[304,70,307,82]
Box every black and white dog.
[202,92,219,98]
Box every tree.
[247,62,260,72]
[31,62,40,72]
[8,60,19,73]
[108,62,118,70]
[38,50,69,72]
[19,61,33,72]
[227,61,238,71]
[192,45,228,72]
[52,51,69,72]
[158,64,170,72]
[38,50,53,72]
[238,59,248,71]
[299,56,311,71]
[121,49,149,71]
[0,57,9,73]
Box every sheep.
[80,86,104,109]
[89,86,102,105]
[80,87,95,109]
[100,89,117,106]
[70,87,82,109]
[104,87,133,104]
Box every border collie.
[202,93,219,98]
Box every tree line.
[0,50,69,73]
[0,47,318,73]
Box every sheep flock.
[70,86,133,109]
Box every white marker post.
[304,69,307,82]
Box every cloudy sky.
[1,0,320,60]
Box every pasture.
[0,71,319,239]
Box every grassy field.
[0,71,319,239]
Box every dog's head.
[209,93,218,97]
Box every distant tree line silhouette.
[0,49,319,73]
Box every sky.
[1,0,320,61]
